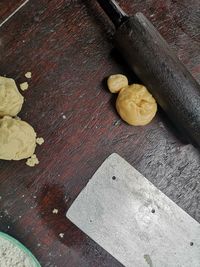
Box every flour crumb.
[20,82,29,91]
[59,233,64,238]
[62,115,66,119]
[22,195,25,198]
[37,243,41,247]
[33,196,37,199]
[7,226,10,229]
[52,209,58,214]
[26,154,39,167]
[25,72,32,79]
[36,137,44,145]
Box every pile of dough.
[116,84,157,126]
[107,74,157,126]
[0,76,24,117]
[0,116,37,160]
[0,75,43,166]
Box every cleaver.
[67,153,200,267]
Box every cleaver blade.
[66,153,200,267]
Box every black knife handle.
[115,13,200,147]
[96,0,128,27]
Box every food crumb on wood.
[33,196,37,199]
[26,154,39,167]
[7,226,10,229]
[20,82,29,91]
[52,208,58,214]
[25,72,32,79]
[36,137,44,145]
[21,195,25,198]
[59,233,64,238]
[37,243,41,247]
[62,115,66,119]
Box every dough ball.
[116,84,157,126]
[0,76,24,117]
[0,116,37,160]
[107,74,128,93]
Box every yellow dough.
[20,82,29,91]
[0,76,24,117]
[0,116,37,160]
[36,137,44,145]
[107,74,128,93]
[26,154,39,167]
[116,84,157,126]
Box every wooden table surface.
[0,1,199,266]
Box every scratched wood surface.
[0,0,199,266]
[0,0,25,25]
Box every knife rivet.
[190,242,194,246]
[112,176,116,180]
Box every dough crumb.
[26,154,39,167]
[52,208,58,214]
[62,115,66,119]
[25,72,32,79]
[20,82,29,91]
[36,137,44,145]
[59,233,64,238]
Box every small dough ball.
[107,74,128,93]
[0,116,37,160]
[116,84,157,126]
[0,76,24,117]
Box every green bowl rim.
[0,231,41,267]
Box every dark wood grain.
[0,0,199,266]
[0,0,26,25]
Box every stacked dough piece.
[107,74,157,126]
[0,76,39,166]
